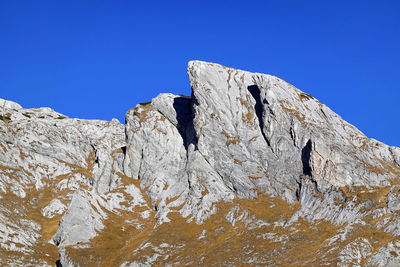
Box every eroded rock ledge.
[1,61,400,266]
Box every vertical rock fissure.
[247,85,271,148]
[172,96,196,151]
[301,139,312,177]
[137,148,144,180]
[173,96,197,189]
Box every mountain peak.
[1,62,400,266]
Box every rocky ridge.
[1,61,400,266]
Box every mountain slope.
[1,61,400,266]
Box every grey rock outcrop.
[124,60,399,223]
[1,61,400,266]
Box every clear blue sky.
[1,1,399,146]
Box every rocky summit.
[1,61,400,266]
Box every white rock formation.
[1,61,400,266]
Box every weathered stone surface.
[42,199,67,218]
[1,61,400,266]
[0,99,128,265]
[368,241,400,266]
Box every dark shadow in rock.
[302,139,312,177]
[173,96,197,149]
[247,85,271,147]
[56,260,62,267]
[121,146,126,155]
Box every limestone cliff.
[1,61,400,266]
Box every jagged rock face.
[1,61,400,266]
[0,101,131,265]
